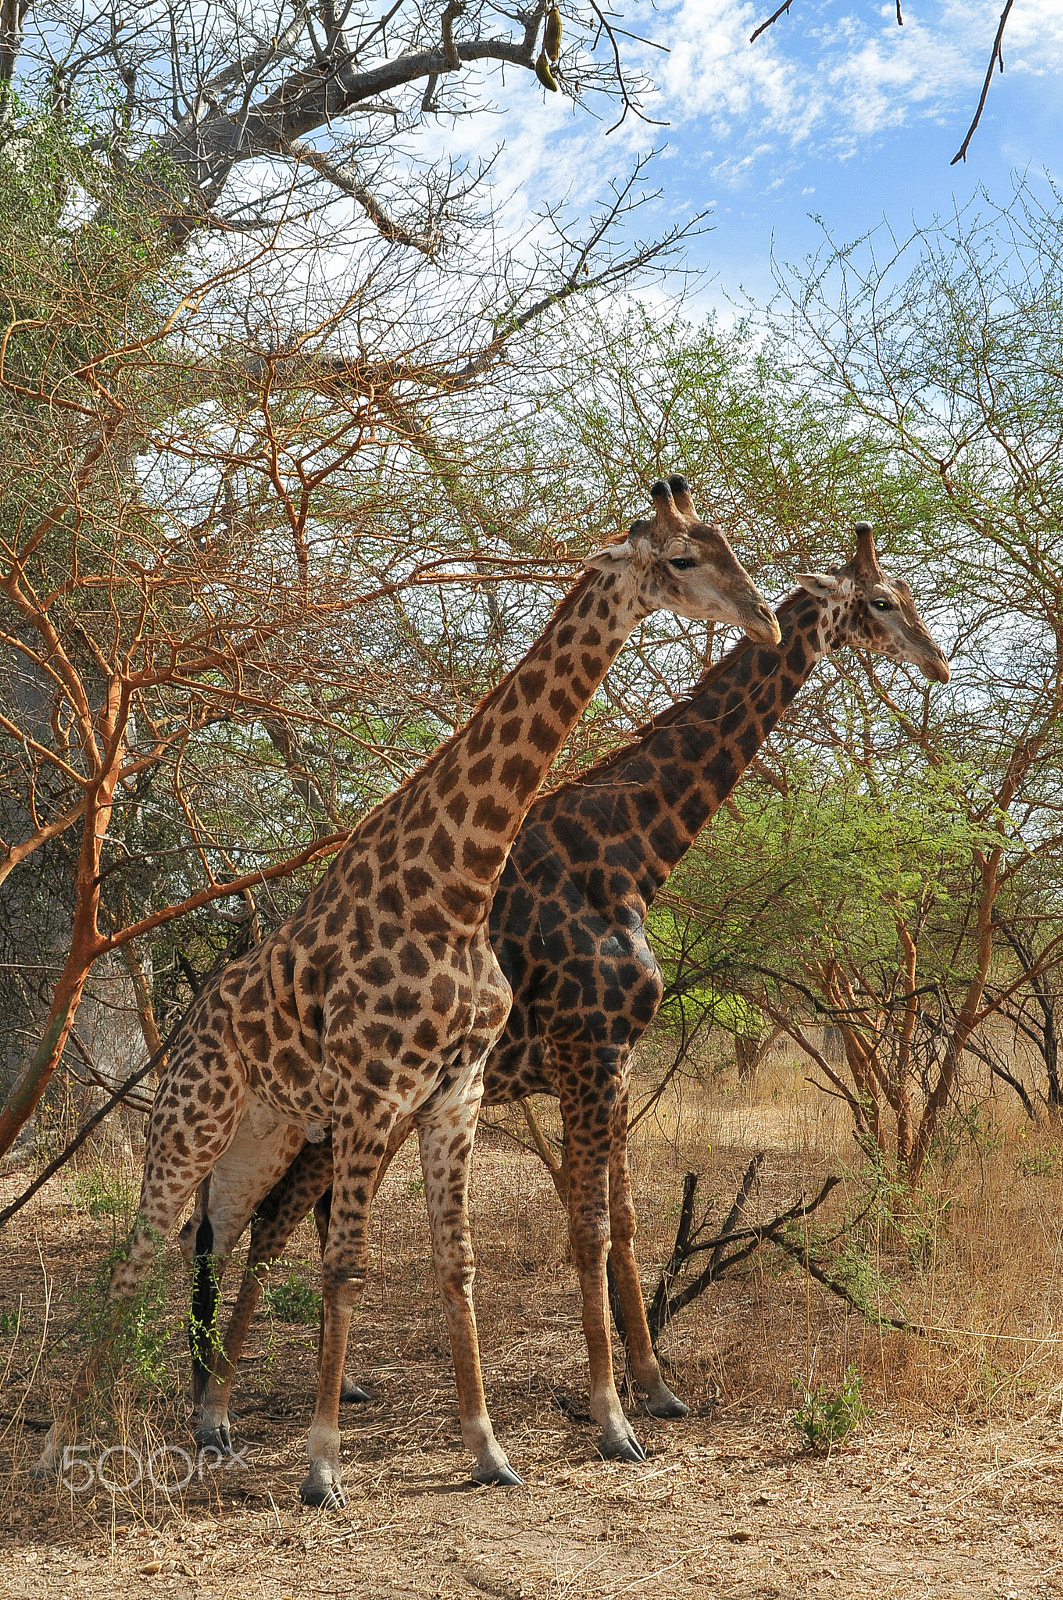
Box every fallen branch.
[763,1220,916,1334]
[645,1155,842,1344]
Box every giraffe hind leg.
[33,1055,247,1482]
[559,1057,650,1464]
[189,1199,218,1406]
[193,1139,349,1452]
[606,1090,688,1420]
[313,1185,370,1404]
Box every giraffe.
[35,478,780,1508]
[191,499,950,1466]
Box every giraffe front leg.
[560,1064,648,1464]
[300,1127,390,1509]
[417,1101,521,1487]
[303,1268,360,1509]
[607,1087,688,1420]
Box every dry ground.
[1,1052,1062,1599]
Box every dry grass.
[618,1040,1063,1421]
[1,1046,1062,1597]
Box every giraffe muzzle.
[745,600,783,646]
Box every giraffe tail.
[188,1208,218,1404]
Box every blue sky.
[655,0,1063,308]
[429,0,1063,318]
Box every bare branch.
[951,0,1014,165]
[750,0,795,46]
[285,139,440,254]
[645,1163,842,1343]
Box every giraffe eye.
[870,598,892,611]
[669,557,695,571]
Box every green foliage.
[263,1270,321,1324]
[848,1163,953,1272]
[68,1167,140,1220]
[930,1105,1004,1173]
[650,752,980,1038]
[656,977,761,1039]
[792,1366,869,1453]
[0,98,183,436]
[771,1162,951,1323]
[1015,1142,1062,1179]
[72,1226,173,1396]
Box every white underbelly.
[184,1098,307,1261]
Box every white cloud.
[637,0,1063,183]
[980,0,1063,74]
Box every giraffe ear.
[796,571,840,599]
[584,538,635,573]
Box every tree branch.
[750,0,795,46]
[951,0,1014,165]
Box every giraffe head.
[584,475,781,645]
[797,522,951,683]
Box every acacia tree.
[4,1,661,245]
[524,252,1063,1185]
[986,876,1063,1115]
[0,131,366,1154]
[0,86,697,1162]
[768,183,1063,1169]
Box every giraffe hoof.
[340,1377,371,1404]
[299,1464,347,1509]
[470,1463,524,1487]
[600,1434,649,1464]
[645,1393,689,1419]
[194,1419,233,1454]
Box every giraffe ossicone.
[34,476,779,1507]
[197,511,950,1468]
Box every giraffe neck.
[364,563,653,926]
[543,588,839,907]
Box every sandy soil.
[3,1402,1060,1600]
